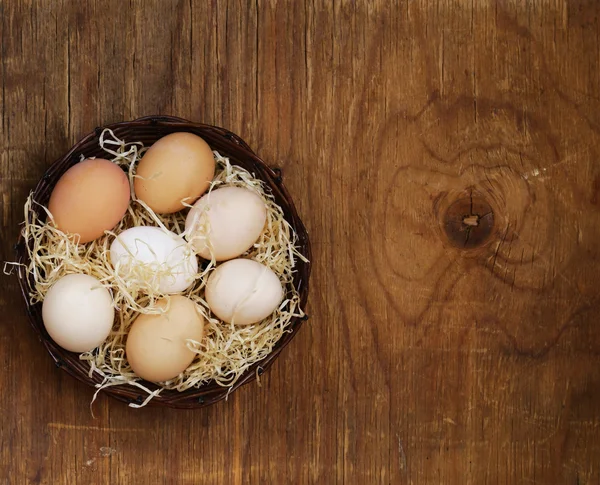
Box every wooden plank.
[1,0,600,483]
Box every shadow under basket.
[14,115,312,409]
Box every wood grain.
[2,1,600,483]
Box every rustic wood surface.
[2,1,600,484]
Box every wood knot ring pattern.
[441,191,495,249]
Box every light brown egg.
[48,158,130,244]
[134,132,215,214]
[126,296,205,382]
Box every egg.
[110,226,198,294]
[42,274,114,352]
[205,259,284,325]
[126,296,205,382]
[48,158,130,243]
[134,132,215,214]
[185,186,267,261]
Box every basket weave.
[14,115,311,409]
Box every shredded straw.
[20,129,307,407]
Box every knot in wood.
[442,194,494,249]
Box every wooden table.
[2,1,600,484]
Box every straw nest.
[18,128,307,408]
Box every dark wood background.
[2,1,600,484]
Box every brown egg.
[134,132,215,214]
[48,158,130,244]
[126,296,205,383]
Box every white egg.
[205,258,284,325]
[110,226,198,294]
[42,274,114,353]
[185,186,267,261]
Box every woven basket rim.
[14,115,312,409]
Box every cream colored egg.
[42,274,114,353]
[185,186,267,261]
[126,296,205,382]
[205,259,283,325]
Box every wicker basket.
[14,115,311,409]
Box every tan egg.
[134,132,215,214]
[205,259,284,325]
[126,296,204,382]
[185,186,267,261]
[48,158,130,243]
